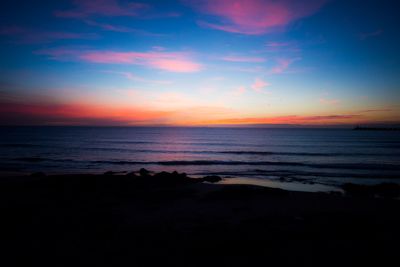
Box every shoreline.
[2,168,399,194]
[218,176,343,193]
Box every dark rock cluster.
[342,183,400,198]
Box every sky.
[0,0,399,126]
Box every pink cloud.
[319,98,340,105]
[221,55,265,63]
[80,51,140,63]
[266,41,292,47]
[36,48,202,73]
[232,86,247,96]
[84,20,133,32]
[54,0,148,18]
[148,58,202,73]
[251,78,270,93]
[187,0,327,35]
[270,57,301,74]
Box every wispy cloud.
[187,0,327,35]
[36,48,203,73]
[205,114,362,125]
[54,0,148,18]
[148,58,202,73]
[102,71,172,84]
[251,78,270,93]
[83,20,167,36]
[225,66,266,73]
[265,41,300,52]
[319,98,340,105]
[232,86,247,96]
[270,57,301,74]
[359,29,383,40]
[357,109,392,113]
[266,41,292,48]
[221,55,265,63]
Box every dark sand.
[1,171,399,266]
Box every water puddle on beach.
[218,177,343,193]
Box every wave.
[91,159,400,171]
[1,144,42,148]
[7,158,400,180]
[12,157,76,163]
[11,157,400,174]
[218,151,400,157]
[11,157,400,171]
[64,147,400,157]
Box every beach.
[1,170,399,266]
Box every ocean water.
[1,126,399,188]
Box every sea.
[1,126,399,191]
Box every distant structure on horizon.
[353,126,400,131]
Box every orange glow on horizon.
[1,99,396,126]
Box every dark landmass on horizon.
[1,170,399,266]
[353,126,400,131]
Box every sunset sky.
[0,0,399,126]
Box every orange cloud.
[319,98,340,105]
[0,99,393,126]
[203,114,363,125]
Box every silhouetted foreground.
[1,170,399,266]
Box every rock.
[342,183,372,197]
[30,172,46,177]
[126,171,138,177]
[173,171,187,179]
[342,183,400,198]
[151,171,197,186]
[139,168,151,177]
[153,171,172,179]
[374,183,400,198]
[202,175,222,183]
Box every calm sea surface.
[1,126,399,187]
